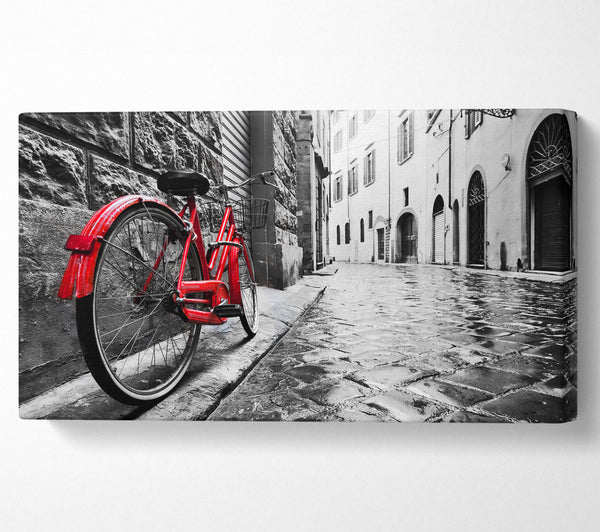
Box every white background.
[2,1,600,530]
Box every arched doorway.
[467,171,485,265]
[432,195,445,264]
[527,114,573,271]
[452,200,460,264]
[397,213,417,263]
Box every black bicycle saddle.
[157,170,210,196]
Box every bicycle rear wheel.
[230,242,259,337]
[76,203,203,405]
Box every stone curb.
[19,275,330,420]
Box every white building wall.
[329,109,577,272]
[329,110,392,263]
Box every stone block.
[24,112,130,159]
[190,111,222,150]
[89,154,158,208]
[19,125,87,207]
[19,199,94,400]
[133,112,177,171]
[272,111,285,133]
[273,199,297,233]
[174,125,199,170]
[251,241,303,289]
[274,151,293,187]
[169,111,188,124]
[198,143,224,183]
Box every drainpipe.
[447,109,453,265]
[387,110,392,262]
[448,110,452,207]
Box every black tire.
[233,243,259,337]
[76,203,203,405]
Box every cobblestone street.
[212,263,577,422]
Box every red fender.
[58,195,178,299]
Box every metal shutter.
[535,177,571,271]
[433,212,445,264]
[221,111,251,202]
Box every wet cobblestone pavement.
[211,263,577,422]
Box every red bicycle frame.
[138,196,250,326]
[59,194,254,327]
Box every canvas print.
[18,110,577,421]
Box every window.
[336,225,340,245]
[349,114,358,138]
[364,110,375,122]
[348,165,358,195]
[403,187,409,206]
[333,110,343,124]
[368,210,373,229]
[334,130,343,152]
[333,174,342,202]
[345,222,350,244]
[398,112,414,164]
[364,149,376,185]
[465,109,483,138]
[426,109,441,131]
[377,228,385,260]
[360,219,365,242]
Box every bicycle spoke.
[99,237,176,289]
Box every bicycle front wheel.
[76,203,203,405]
[230,242,259,337]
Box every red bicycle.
[58,169,274,404]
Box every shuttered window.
[364,149,375,185]
[433,212,445,264]
[398,112,414,164]
[348,165,358,195]
[465,110,483,139]
[221,111,251,202]
[534,177,571,271]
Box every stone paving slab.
[362,390,448,422]
[20,275,329,420]
[479,389,576,423]
[438,366,536,395]
[405,378,493,408]
[441,410,509,423]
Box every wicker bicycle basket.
[198,197,269,233]
[232,198,269,232]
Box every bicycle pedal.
[212,304,242,318]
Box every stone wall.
[249,111,303,289]
[295,112,316,273]
[18,112,223,401]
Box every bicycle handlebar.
[223,171,277,191]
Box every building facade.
[329,109,577,273]
[296,110,331,273]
